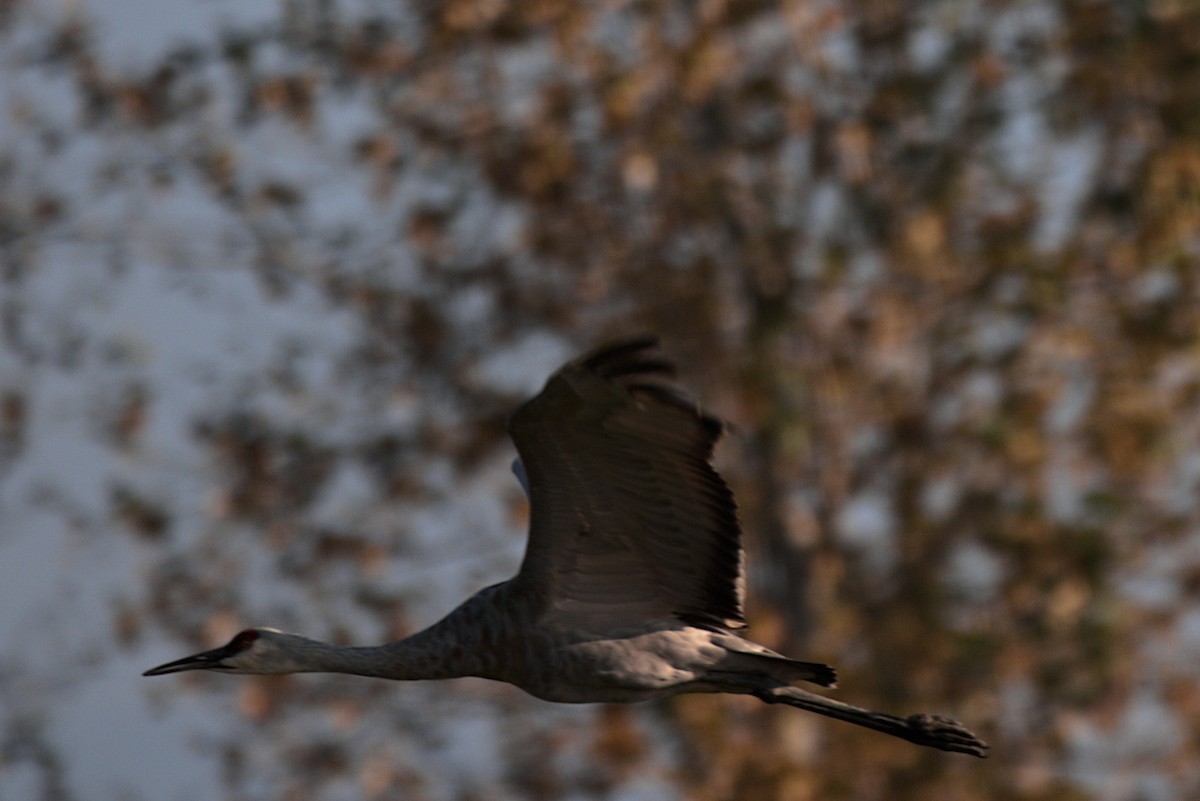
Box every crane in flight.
[144,336,988,757]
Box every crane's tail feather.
[718,648,838,688]
[761,656,838,688]
[759,685,990,758]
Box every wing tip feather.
[581,335,662,372]
[580,336,727,443]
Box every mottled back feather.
[507,336,745,630]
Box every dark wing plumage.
[507,336,745,630]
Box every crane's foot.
[903,713,990,758]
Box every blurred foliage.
[6,0,1200,799]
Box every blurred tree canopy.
[5,0,1200,799]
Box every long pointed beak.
[143,645,234,676]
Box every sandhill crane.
[144,337,988,757]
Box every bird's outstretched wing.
[507,336,745,630]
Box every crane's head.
[142,628,302,676]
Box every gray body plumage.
[144,337,988,757]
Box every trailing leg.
[755,685,989,757]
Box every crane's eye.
[230,629,260,650]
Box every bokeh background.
[3,0,1199,799]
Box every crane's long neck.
[287,626,478,681]
[278,583,517,681]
